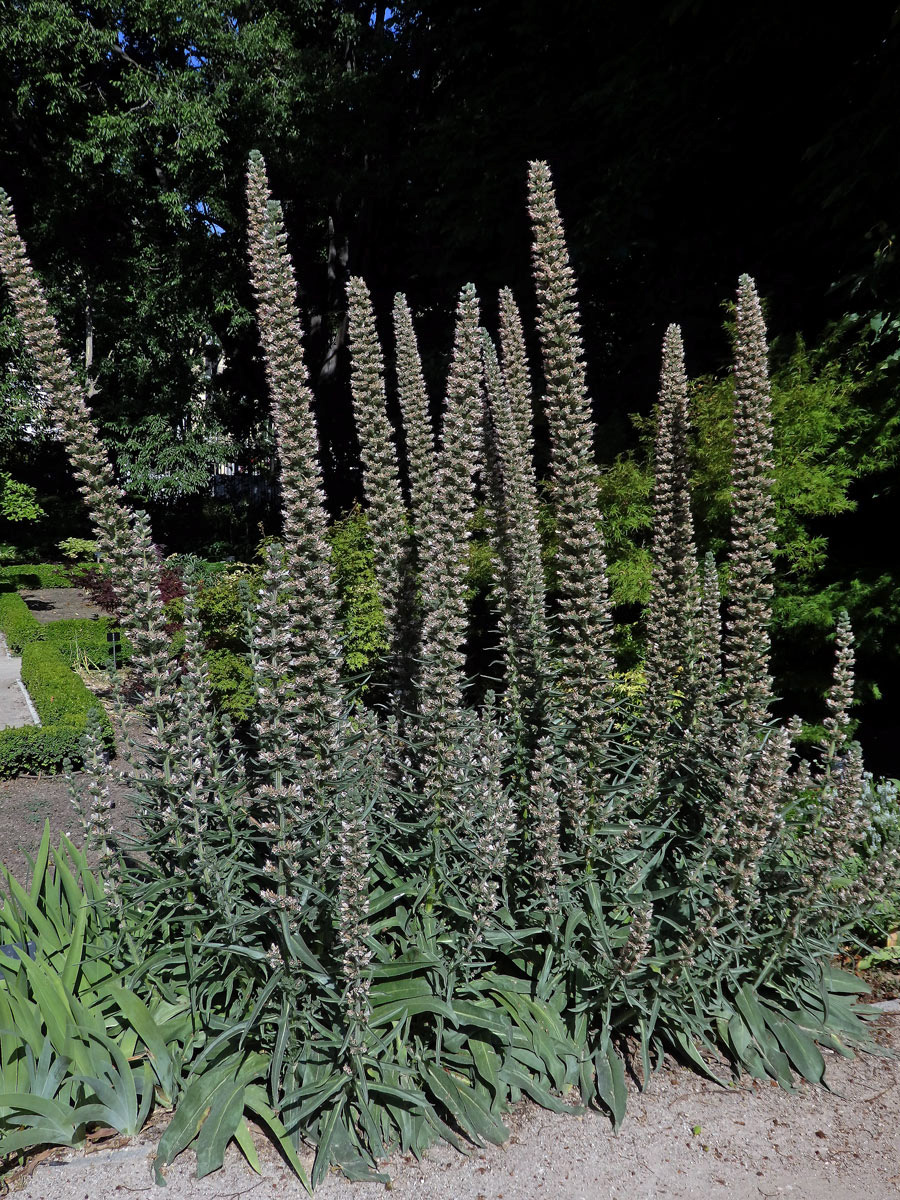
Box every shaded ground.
[19,586,105,623]
[3,1014,899,1199]
[0,768,136,884]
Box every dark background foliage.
[0,0,898,769]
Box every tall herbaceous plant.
[0,157,896,1186]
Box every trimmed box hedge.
[0,592,43,652]
[0,593,130,666]
[0,642,114,778]
[0,563,76,589]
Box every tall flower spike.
[336,714,381,1041]
[245,152,343,749]
[481,329,551,713]
[644,325,701,733]
[0,189,136,608]
[823,609,855,753]
[724,275,776,729]
[0,188,172,708]
[417,283,483,737]
[347,277,413,685]
[527,161,613,738]
[455,699,517,972]
[691,552,724,744]
[392,293,435,523]
[498,288,536,470]
[529,737,562,913]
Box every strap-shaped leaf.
[498,1064,570,1115]
[27,823,52,906]
[155,1051,269,1182]
[593,1041,628,1129]
[735,987,796,1089]
[311,1096,345,1189]
[60,904,87,995]
[764,1013,825,1085]
[194,1075,248,1177]
[243,1083,311,1190]
[469,1037,501,1102]
[109,986,178,1101]
[232,1115,262,1175]
[421,1061,509,1146]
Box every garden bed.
[5,1013,900,1199]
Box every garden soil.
[1,1013,897,1200]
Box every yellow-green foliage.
[329,507,388,674]
[602,333,886,632]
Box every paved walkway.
[0,633,39,729]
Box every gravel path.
[5,1012,899,1200]
[19,586,105,623]
[0,635,38,730]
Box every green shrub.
[0,591,43,651]
[329,507,388,673]
[0,642,113,777]
[0,591,130,667]
[0,562,75,589]
[43,617,132,669]
[57,536,98,560]
[204,647,255,722]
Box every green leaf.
[669,1028,727,1085]
[155,1052,268,1181]
[593,1042,628,1129]
[60,903,87,994]
[421,1062,509,1146]
[469,1037,501,1101]
[368,977,434,1005]
[17,955,74,1056]
[231,1116,262,1175]
[453,999,511,1038]
[243,1084,311,1191]
[27,822,52,906]
[1,871,59,951]
[498,1064,570,1115]
[311,1097,345,1189]
[194,1076,248,1177]
[0,1120,82,1155]
[764,1014,825,1085]
[734,988,795,1089]
[370,995,459,1027]
[109,986,178,1101]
